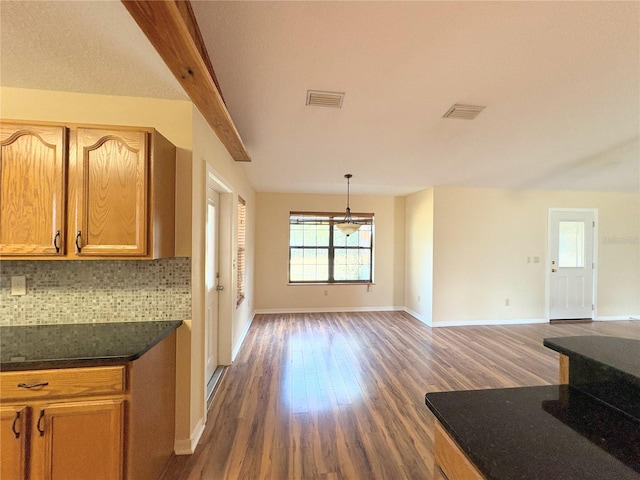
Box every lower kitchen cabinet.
[0,332,176,480]
[32,399,125,480]
[0,405,28,480]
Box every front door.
[205,187,221,398]
[548,209,596,320]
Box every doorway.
[205,186,223,399]
[548,209,597,320]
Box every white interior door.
[548,209,596,320]
[205,187,221,398]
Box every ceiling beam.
[122,0,251,162]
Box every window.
[237,197,246,304]
[558,220,585,268]
[289,212,374,283]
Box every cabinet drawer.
[0,366,125,401]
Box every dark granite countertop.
[544,336,640,420]
[543,336,640,379]
[0,321,182,371]
[426,385,640,480]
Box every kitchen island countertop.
[426,335,640,480]
[426,384,640,480]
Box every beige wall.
[404,188,434,322]
[0,87,193,147]
[254,192,405,311]
[191,107,256,354]
[182,107,256,451]
[406,186,640,325]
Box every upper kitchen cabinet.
[72,128,148,256]
[0,123,67,256]
[0,122,176,260]
[71,126,176,259]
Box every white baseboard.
[253,306,403,315]
[402,308,547,327]
[594,315,640,321]
[231,311,255,361]
[174,417,206,455]
[403,307,432,326]
[429,317,548,328]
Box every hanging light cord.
[344,174,353,223]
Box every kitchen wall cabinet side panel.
[0,405,29,480]
[149,130,176,259]
[0,123,66,256]
[74,128,148,256]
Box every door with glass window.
[548,209,595,320]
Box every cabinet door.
[73,128,148,256]
[0,405,29,480]
[31,399,124,480]
[0,123,66,256]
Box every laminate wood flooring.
[162,312,640,480]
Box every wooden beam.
[122,0,251,162]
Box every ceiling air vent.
[306,90,345,108]
[443,104,485,120]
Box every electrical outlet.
[11,276,27,296]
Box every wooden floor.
[162,312,640,480]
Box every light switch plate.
[10,276,26,296]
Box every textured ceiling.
[1,1,639,196]
[0,1,187,101]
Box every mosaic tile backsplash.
[0,258,191,326]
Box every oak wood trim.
[174,0,224,100]
[122,0,251,162]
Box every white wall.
[406,186,640,325]
[254,192,405,312]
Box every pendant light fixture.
[336,174,361,236]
